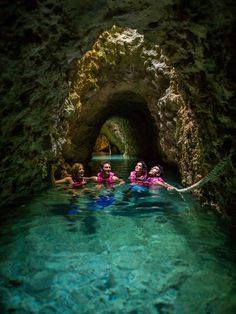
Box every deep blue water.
[0,156,236,314]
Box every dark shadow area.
[95,91,160,160]
[67,90,162,163]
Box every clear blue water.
[0,156,236,314]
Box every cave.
[60,26,184,176]
[0,1,235,213]
[64,91,160,162]
[0,1,236,312]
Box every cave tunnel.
[93,133,123,155]
[61,26,182,170]
[97,91,160,160]
[64,90,161,164]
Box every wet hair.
[100,161,111,170]
[138,161,147,174]
[157,165,164,175]
[71,163,84,181]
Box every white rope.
[174,151,234,193]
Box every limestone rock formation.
[98,116,142,157]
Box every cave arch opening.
[92,91,160,160]
[63,90,163,164]
[62,26,185,174]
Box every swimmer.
[51,162,94,196]
[144,165,175,190]
[91,161,125,187]
[129,161,147,185]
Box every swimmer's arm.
[113,176,125,186]
[154,180,175,190]
[54,176,73,185]
[137,177,145,181]
[84,176,98,182]
[129,175,144,181]
[51,165,73,186]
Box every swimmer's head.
[149,165,163,176]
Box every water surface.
[0,156,235,313]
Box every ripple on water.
[0,159,236,313]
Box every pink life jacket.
[97,172,114,184]
[143,176,164,187]
[129,171,147,185]
[72,179,86,188]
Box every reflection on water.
[0,156,236,314]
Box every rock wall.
[99,116,143,157]
[0,0,235,214]
[64,26,184,165]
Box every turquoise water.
[0,157,236,314]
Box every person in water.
[51,163,89,214]
[87,161,125,208]
[144,165,175,190]
[91,161,125,187]
[129,161,148,185]
[121,161,148,200]
[51,163,91,196]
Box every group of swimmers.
[52,160,175,194]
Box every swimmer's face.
[102,163,111,174]
[149,166,161,177]
[78,166,84,177]
[73,164,84,180]
[77,166,84,177]
[135,162,143,172]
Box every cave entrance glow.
[93,134,111,155]
[89,91,160,160]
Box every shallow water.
[0,156,236,314]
